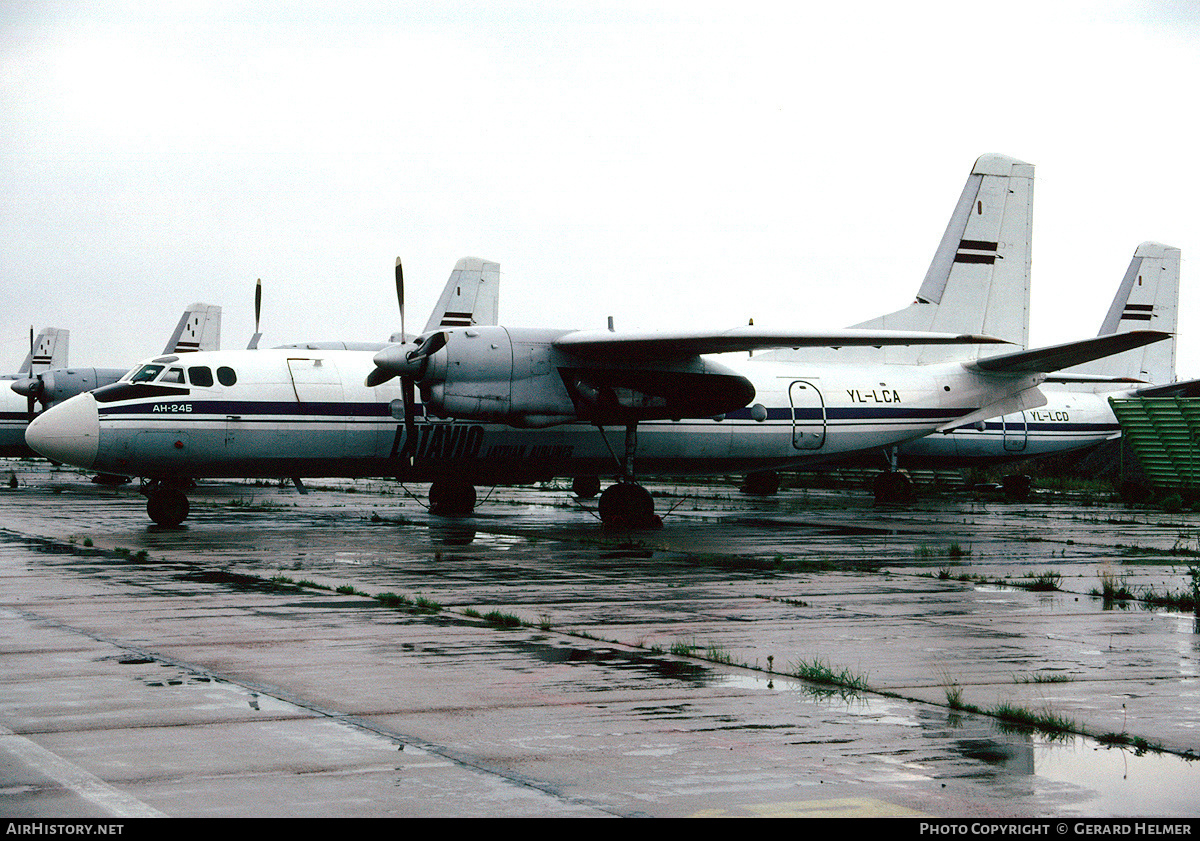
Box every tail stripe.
[954,238,999,265]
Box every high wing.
[552,326,1009,360]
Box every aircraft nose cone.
[25,393,100,469]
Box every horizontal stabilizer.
[555,327,1009,360]
[936,386,1048,433]
[1127,377,1200,399]
[1043,374,1146,385]
[967,331,1170,375]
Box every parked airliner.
[24,156,1169,527]
[0,327,68,456]
[1,305,221,458]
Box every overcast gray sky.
[2,1,1198,375]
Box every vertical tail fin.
[163,304,222,354]
[20,328,69,375]
[1061,242,1180,384]
[852,154,1035,363]
[421,257,500,334]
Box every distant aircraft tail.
[1051,242,1180,386]
[853,153,1034,363]
[19,328,69,375]
[419,257,500,334]
[163,304,222,354]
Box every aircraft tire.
[147,488,189,527]
[572,476,601,499]
[740,470,781,496]
[598,482,660,529]
[873,470,914,504]
[429,480,476,517]
[1002,474,1032,501]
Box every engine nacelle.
[12,368,128,409]
[419,326,756,427]
[422,327,578,426]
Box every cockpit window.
[130,364,165,383]
[188,366,214,387]
[161,367,185,384]
[217,366,237,387]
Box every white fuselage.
[895,389,1121,468]
[0,379,32,457]
[26,347,1060,481]
[1,368,131,458]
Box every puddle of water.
[1032,738,1200,816]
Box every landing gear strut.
[597,423,661,529]
[873,447,914,504]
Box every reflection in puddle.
[1033,739,1200,815]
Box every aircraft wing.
[966,331,1170,375]
[553,327,1009,360]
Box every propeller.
[247,278,263,349]
[365,258,454,462]
[23,327,36,420]
[396,256,405,350]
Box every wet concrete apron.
[1,465,1197,817]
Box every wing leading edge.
[553,327,1009,360]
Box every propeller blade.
[395,257,406,346]
[247,278,263,349]
[365,368,396,387]
[401,375,417,464]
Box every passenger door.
[789,380,826,450]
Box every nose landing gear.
[142,480,190,527]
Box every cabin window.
[188,366,214,387]
[217,366,237,387]
[130,364,165,383]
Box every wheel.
[598,482,659,529]
[147,487,189,527]
[740,470,780,496]
[1002,474,1032,501]
[873,470,914,504]
[572,476,601,499]
[429,480,476,516]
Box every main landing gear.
[428,479,477,516]
[873,446,914,504]
[598,481,659,529]
[740,470,780,496]
[142,480,190,527]
[572,475,601,499]
[595,423,662,530]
